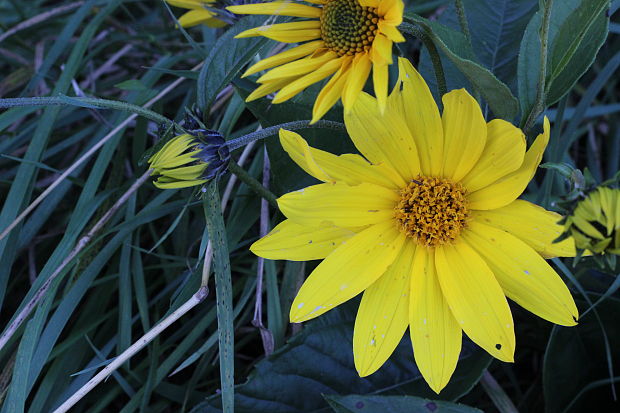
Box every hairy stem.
[227,161,278,209]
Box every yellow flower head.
[148,130,229,189]
[250,58,579,393]
[166,0,228,27]
[564,186,620,255]
[227,0,405,122]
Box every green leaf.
[546,0,610,103]
[518,0,610,124]
[418,0,537,98]
[405,14,519,120]
[543,296,620,413]
[203,181,235,413]
[191,303,491,413]
[197,15,275,114]
[325,394,483,413]
[114,79,149,91]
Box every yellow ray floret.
[166,0,228,27]
[227,0,405,122]
[250,57,579,394]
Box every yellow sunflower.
[250,58,579,393]
[227,0,404,122]
[166,0,228,27]
[564,186,620,255]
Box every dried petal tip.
[148,129,230,189]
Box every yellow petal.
[227,2,322,18]
[473,200,576,258]
[273,56,343,103]
[396,58,443,176]
[242,40,324,77]
[177,9,217,27]
[167,0,210,8]
[467,117,550,210]
[258,49,335,82]
[380,0,404,24]
[277,182,398,227]
[464,221,578,326]
[245,76,297,102]
[378,20,405,42]
[312,57,353,123]
[342,53,372,110]
[460,119,526,193]
[345,92,421,181]
[409,247,461,394]
[279,129,405,189]
[236,22,321,43]
[372,61,388,113]
[435,241,515,362]
[441,89,487,181]
[371,33,393,65]
[250,219,356,260]
[353,242,415,376]
[290,221,406,322]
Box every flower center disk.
[394,176,469,247]
[320,0,379,56]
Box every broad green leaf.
[406,14,519,120]
[192,303,491,413]
[518,0,610,124]
[197,15,275,114]
[419,0,537,98]
[325,394,483,413]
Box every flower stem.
[400,22,448,97]
[227,160,278,209]
[225,120,345,151]
[522,0,554,134]
[455,0,472,46]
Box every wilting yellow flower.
[564,186,620,255]
[148,130,229,189]
[227,0,405,122]
[251,58,579,393]
[166,0,228,27]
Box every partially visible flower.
[250,58,578,393]
[564,186,620,255]
[227,0,405,123]
[165,0,228,27]
[148,130,230,189]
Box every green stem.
[203,181,235,413]
[225,120,345,151]
[454,0,480,102]
[480,370,520,413]
[400,22,448,97]
[227,161,278,209]
[0,95,175,128]
[455,0,472,46]
[522,0,554,134]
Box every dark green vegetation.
[0,0,619,412]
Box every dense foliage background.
[0,0,619,412]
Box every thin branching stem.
[52,286,209,413]
[225,120,345,151]
[227,161,278,209]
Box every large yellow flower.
[227,0,404,122]
[166,0,228,27]
[250,58,579,393]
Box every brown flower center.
[394,176,469,247]
[320,0,379,57]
